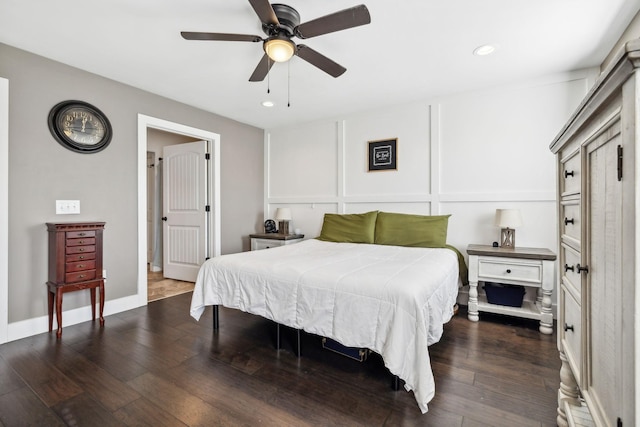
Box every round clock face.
[48,100,112,153]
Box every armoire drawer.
[561,201,581,243]
[560,151,581,197]
[561,286,582,387]
[561,244,581,297]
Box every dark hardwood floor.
[0,294,560,426]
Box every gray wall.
[0,43,264,323]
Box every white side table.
[466,244,556,334]
[249,233,304,251]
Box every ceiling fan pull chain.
[267,57,271,94]
[287,61,291,107]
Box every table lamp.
[275,208,292,235]
[495,209,523,248]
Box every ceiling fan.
[181,0,371,82]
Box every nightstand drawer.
[478,258,542,285]
[252,238,287,250]
[249,233,304,251]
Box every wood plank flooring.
[0,294,560,426]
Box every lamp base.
[500,228,516,248]
[279,220,289,235]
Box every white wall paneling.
[264,70,596,317]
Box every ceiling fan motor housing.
[264,4,301,36]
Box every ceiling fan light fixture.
[264,37,295,62]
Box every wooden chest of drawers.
[46,222,105,338]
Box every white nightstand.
[249,233,304,251]
[466,244,556,334]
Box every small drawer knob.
[564,264,574,272]
[564,170,574,178]
[505,269,511,274]
[564,217,574,225]
[564,324,574,332]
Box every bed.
[190,211,464,413]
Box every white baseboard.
[6,294,144,343]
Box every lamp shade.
[264,37,295,62]
[275,208,292,221]
[494,209,523,228]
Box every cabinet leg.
[90,288,96,321]
[557,350,580,427]
[55,289,63,339]
[539,287,553,334]
[47,287,54,332]
[468,280,479,322]
[98,280,105,326]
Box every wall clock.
[48,100,112,153]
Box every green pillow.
[317,211,378,243]
[374,212,450,248]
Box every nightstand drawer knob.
[564,324,574,332]
[564,264,574,272]
[505,269,511,274]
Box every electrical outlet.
[56,200,80,214]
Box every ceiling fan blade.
[249,54,275,82]
[295,45,346,78]
[248,0,279,26]
[295,4,371,39]
[181,32,262,42]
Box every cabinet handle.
[78,256,85,259]
[576,264,589,274]
[505,269,511,274]
[78,248,85,252]
[78,232,86,236]
[78,240,85,244]
[564,217,574,225]
[78,274,85,279]
[564,264,574,272]
[564,324,574,332]
[564,170,574,178]
[77,264,85,268]
[162,217,167,221]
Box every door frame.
[137,114,220,305]
[0,77,8,343]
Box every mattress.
[190,239,459,413]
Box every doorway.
[137,115,220,305]
[146,132,208,301]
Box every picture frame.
[368,138,397,171]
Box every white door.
[162,140,209,282]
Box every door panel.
[163,141,208,282]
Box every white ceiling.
[1,0,639,129]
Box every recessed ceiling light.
[473,44,496,56]
[261,100,275,107]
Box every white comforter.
[190,239,459,413]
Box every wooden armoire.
[550,39,639,426]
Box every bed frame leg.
[296,329,301,358]
[276,323,281,350]
[392,375,400,391]
[212,305,219,330]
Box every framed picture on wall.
[368,138,397,171]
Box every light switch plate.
[56,200,80,214]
